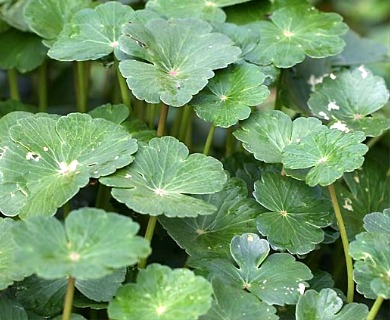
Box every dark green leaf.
[89,103,129,124]
[0,294,28,320]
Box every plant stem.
[114,58,131,110]
[178,105,192,141]
[147,103,157,129]
[62,276,76,320]
[367,296,384,320]
[63,201,71,218]
[274,69,284,111]
[203,124,216,156]
[138,104,169,269]
[38,60,48,112]
[225,126,235,157]
[366,135,382,149]
[75,61,87,113]
[95,183,111,211]
[328,183,354,303]
[170,107,184,137]
[7,69,20,101]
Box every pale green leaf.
[296,288,368,320]
[0,0,29,31]
[11,208,151,280]
[118,18,241,107]
[192,63,269,127]
[200,234,312,305]
[363,209,390,234]
[23,0,92,43]
[0,113,137,218]
[100,136,227,217]
[254,172,332,254]
[308,67,390,137]
[159,178,261,259]
[48,2,134,61]
[108,264,213,320]
[246,6,348,68]
[283,129,368,186]
[88,103,129,124]
[234,110,325,163]
[349,232,390,299]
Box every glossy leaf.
[200,277,278,320]
[159,178,261,259]
[192,63,269,128]
[108,264,213,320]
[100,136,227,217]
[234,110,325,163]
[23,0,91,44]
[296,288,368,320]
[283,129,368,186]
[11,208,151,280]
[201,234,312,305]
[254,172,332,254]
[308,67,390,136]
[88,103,129,124]
[0,218,27,290]
[0,113,137,218]
[363,209,390,234]
[49,2,134,60]
[0,28,47,72]
[349,231,390,299]
[118,18,241,107]
[246,6,348,68]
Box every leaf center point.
[280,210,288,217]
[169,69,179,77]
[283,30,294,38]
[205,1,217,7]
[154,188,167,196]
[58,160,79,175]
[156,305,166,315]
[69,252,80,262]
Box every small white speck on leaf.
[330,121,349,133]
[329,73,337,80]
[26,152,40,162]
[298,283,305,295]
[318,111,329,120]
[247,234,254,242]
[343,198,353,211]
[205,1,217,7]
[353,176,360,183]
[0,146,8,159]
[327,101,340,111]
[43,147,49,151]
[125,173,132,178]
[358,65,369,79]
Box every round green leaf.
[146,0,226,22]
[118,18,241,107]
[349,231,390,299]
[200,277,278,320]
[100,136,227,217]
[0,113,137,218]
[363,209,390,234]
[0,218,28,290]
[283,129,368,186]
[296,288,368,320]
[11,207,151,280]
[234,110,326,163]
[201,234,313,305]
[308,67,390,137]
[0,28,47,72]
[192,63,269,128]
[23,0,92,44]
[159,178,261,259]
[254,172,332,254]
[337,160,390,239]
[0,295,28,320]
[88,103,129,124]
[246,6,348,68]
[48,2,134,61]
[108,264,213,320]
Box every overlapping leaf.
[254,172,332,254]
[234,110,326,163]
[200,277,278,320]
[199,234,312,305]
[0,28,47,72]
[0,295,28,320]
[88,103,129,124]
[0,218,28,290]
[192,63,269,127]
[100,136,227,217]
[308,67,390,136]
[363,209,390,234]
[349,231,390,299]
[23,0,92,45]
[118,18,241,107]
[159,178,261,259]
[11,208,151,280]
[296,288,368,320]
[283,128,368,186]
[337,160,390,239]
[108,264,213,320]
[0,112,137,218]
[49,2,134,60]
[246,6,348,68]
